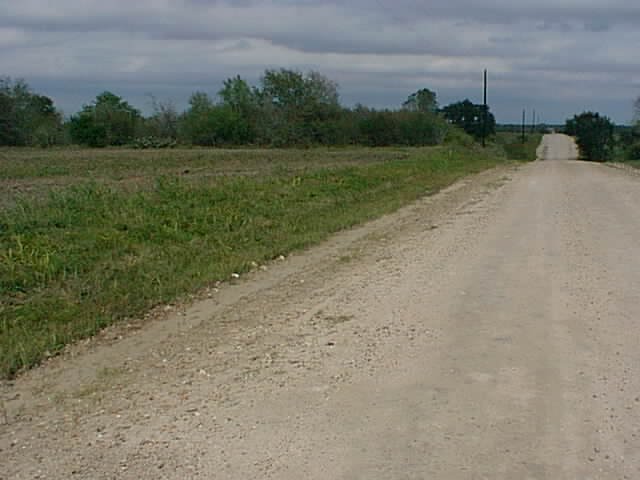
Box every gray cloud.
[1,0,639,122]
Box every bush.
[443,126,474,147]
[357,110,397,146]
[565,112,615,161]
[395,111,448,146]
[627,142,640,161]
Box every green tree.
[219,76,257,115]
[441,99,495,141]
[0,78,63,146]
[0,80,20,145]
[218,76,258,142]
[180,92,214,145]
[69,91,141,146]
[180,91,251,146]
[258,69,341,145]
[565,112,615,161]
[188,91,214,114]
[403,88,437,113]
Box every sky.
[1,0,639,124]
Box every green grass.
[494,132,543,161]
[0,147,412,181]
[0,143,534,378]
[0,147,413,209]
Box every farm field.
[0,147,415,208]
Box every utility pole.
[522,109,526,143]
[482,69,488,148]
[531,109,536,133]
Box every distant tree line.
[0,72,497,148]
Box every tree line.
[0,71,496,148]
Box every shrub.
[565,112,615,161]
[395,111,448,146]
[627,142,640,161]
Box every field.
[0,137,539,378]
[0,147,414,208]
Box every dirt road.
[3,134,640,479]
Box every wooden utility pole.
[532,109,536,133]
[482,69,488,148]
[522,109,526,143]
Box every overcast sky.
[1,0,639,123]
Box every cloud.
[0,0,639,122]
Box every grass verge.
[494,132,543,161]
[618,160,640,169]
[1,143,531,378]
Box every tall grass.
[494,132,543,161]
[0,143,532,378]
